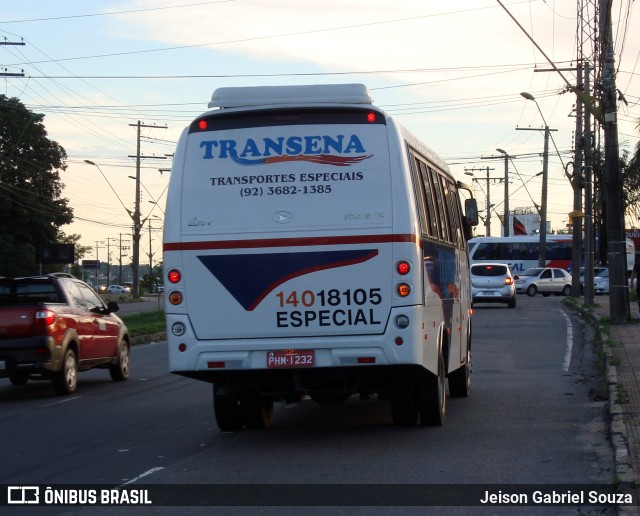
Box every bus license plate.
[267,350,315,369]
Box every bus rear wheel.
[448,349,471,398]
[213,385,243,432]
[240,391,274,429]
[390,376,418,426]
[418,350,446,426]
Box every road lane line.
[39,396,81,408]
[120,466,165,486]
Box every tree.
[0,95,73,276]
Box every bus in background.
[468,235,573,273]
[163,83,479,431]
[469,235,636,274]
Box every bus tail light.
[168,291,183,305]
[397,283,411,297]
[168,269,181,284]
[396,260,411,275]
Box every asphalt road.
[0,295,616,515]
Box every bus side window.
[411,156,430,237]
[433,172,453,244]
[416,158,439,238]
[446,180,464,248]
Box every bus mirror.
[464,198,479,227]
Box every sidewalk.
[572,294,640,513]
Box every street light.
[520,92,551,267]
[496,148,510,236]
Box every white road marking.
[120,466,165,486]
[39,396,81,408]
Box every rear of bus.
[163,84,470,429]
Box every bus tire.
[448,349,471,398]
[213,385,243,432]
[390,376,418,426]
[419,349,446,426]
[526,285,537,297]
[240,391,274,429]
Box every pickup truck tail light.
[35,310,55,326]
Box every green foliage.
[0,95,73,276]
[120,310,165,338]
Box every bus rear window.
[181,112,392,235]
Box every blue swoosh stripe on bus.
[198,249,378,311]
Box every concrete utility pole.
[599,0,629,323]
[496,150,511,236]
[583,62,595,306]
[128,121,167,298]
[570,61,584,297]
[464,167,500,236]
[0,39,25,78]
[516,116,557,267]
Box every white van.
[163,83,478,430]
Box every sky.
[1,0,640,266]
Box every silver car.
[470,263,516,308]
[514,267,572,297]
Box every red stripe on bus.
[163,234,418,251]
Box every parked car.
[0,274,130,394]
[594,269,610,295]
[107,284,131,294]
[470,263,516,308]
[514,267,572,297]
[580,267,608,293]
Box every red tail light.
[504,278,513,285]
[35,310,55,326]
[396,261,411,275]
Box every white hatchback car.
[470,263,516,308]
[514,267,572,297]
[107,285,131,295]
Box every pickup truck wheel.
[53,349,78,395]
[109,343,130,381]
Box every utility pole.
[128,121,167,298]
[583,63,595,305]
[570,60,584,297]
[464,167,499,236]
[0,39,26,78]
[599,0,629,323]
[118,233,130,285]
[516,125,557,266]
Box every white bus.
[469,235,635,274]
[163,83,479,430]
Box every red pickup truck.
[0,273,130,395]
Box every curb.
[567,299,638,510]
[131,332,166,345]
